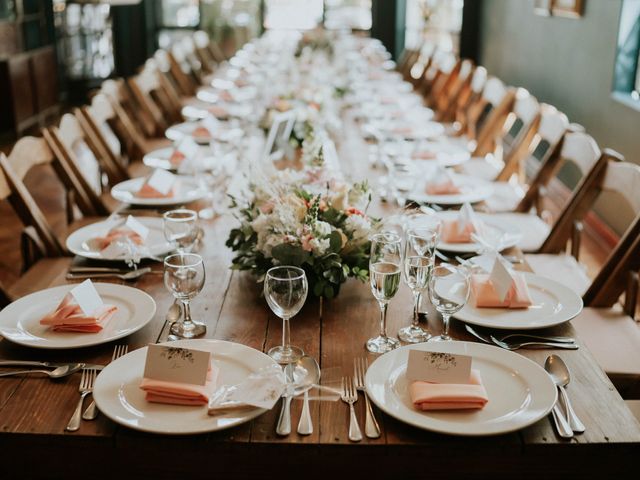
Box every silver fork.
[341,376,362,442]
[82,345,128,420]
[490,336,579,351]
[66,369,97,432]
[354,358,380,439]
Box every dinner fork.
[354,358,380,439]
[83,345,128,420]
[66,368,97,432]
[490,336,579,351]
[341,376,362,442]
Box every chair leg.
[624,271,639,319]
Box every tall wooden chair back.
[397,48,417,78]
[127,67,173,135]
[493,88,542,182]
[419,49,450,96]
[180,36,206,83]
[516,105,570,214]
[0,137,66,258]
[145,58,184,124]
[454,65,487,135]
[540,134,625,254]
[436,58,474,121]
[168,43,200,96]
[469,76,517,156]
[409,44,435,86]
[77,93,129,182]
[193,30,218,72]
[426,53,459,108]
[44,114,110,217]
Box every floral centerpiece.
[226,148,375,299]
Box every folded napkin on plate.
[425,168,461,195]
[440,219,477,243]
[169,150,185,167]
[140,363,220,406]
[413,149,437,160]
[409,369,489,410]
[136,178,177,198]
[40,293,117,333]
[207,105,229,119]
[87,226,144,251]
[470,272,533,308]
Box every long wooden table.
[1,117,639,479]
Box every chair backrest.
[168,43,200,95]
[44,114,110,217]
[145,57,184,124]
[426,53,458,107]
[0,137,66,257]
[540,139,626,254]
[516,104,570,213]
[78,93,129,182]
[127,67,173,134]
[469,76,517,155]
[436,58,474,121]
[453,66,487,134]
[193,30,218,72]
[102,78,156,140]
[494,88,542,182]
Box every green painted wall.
[478,0,639,233]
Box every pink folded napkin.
[409,369,489,410]
[470,273,533,308]
[140,363,220,406]
[169,150,185,167]
[412,150,437,160]
[192,126,213,141]
[40,293,117,333]
[426,179,461,195]
[88,226,144,251]
[207,105,229,119]
[440,219,478,243]
[136,178,176,198]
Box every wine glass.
[428,264,470,341]
[367,232,402,354]
[398,227,439,343]
[389,160,416,208]
[164,253,206,338]
[264,266,308,364]
[163,209,198,253]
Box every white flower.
[344,214,371,243]
[309,237,330,256]
[314,220,332,237]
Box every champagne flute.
[163,209,198,253]
[398,228,438,343]
[367,232,402,354]
[428,264,470,341]
[164,253,206,338]
[264,266,308,364]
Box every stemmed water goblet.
[398,227,439,343]
[264,266,308,364]
[428,264,471,341]
[163,209,198,253]
[164,253,206,338]
[367,232,402,354]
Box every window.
[264,0,323,30]
[613,0,640,106]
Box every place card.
[70,280,104,316]
[146,169,176,196]
[125,215,149,241]
[143,344,211,386]
[175,136,200,159]
[406,349,472,384]
[457,202,476,234]
[489,256,515,302]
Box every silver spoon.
[66,267,152,281]
[545,355,585,433]
[295,356,321,435]
[0,363,83,379]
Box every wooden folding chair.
[424,53,459,109]
[127,67,177,136]
[193,30,219,73]
[450,66,487,138]
[434,59,474,122]
[167,44,201,96]
[43,113,113,218]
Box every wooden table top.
[1,116,638,479]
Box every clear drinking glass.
[164,253,206,338]
[163,209,198,253]
[398,227,439,343]
[390,161,416,208]
[367,232,402,353]
[428,264,470,341]
[264,266,308,364]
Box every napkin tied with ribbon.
[409,369,489,410]
[470,256,533,309]
[440,203,482,243]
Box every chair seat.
[489,212,550,252]
[483,181,525,213]
[524,253,592,296]
[572,306,640,378]
[8,257,72,300]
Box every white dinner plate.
[0,283,156,349]
[365,341,557,436]
[142,147,218,172]
[412,141,471,167]
[382,121,445,141]
[434,211,522,253]
[110,177,206,206]
[412,174,494,205]
[165,121,243,145]
[455,272,583,330]
[93,339,278,434]
[65,217,173,261]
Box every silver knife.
[0,361,105,370]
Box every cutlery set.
[545,355,585,439]
[465,324,578,350]
[340,358,381,442]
